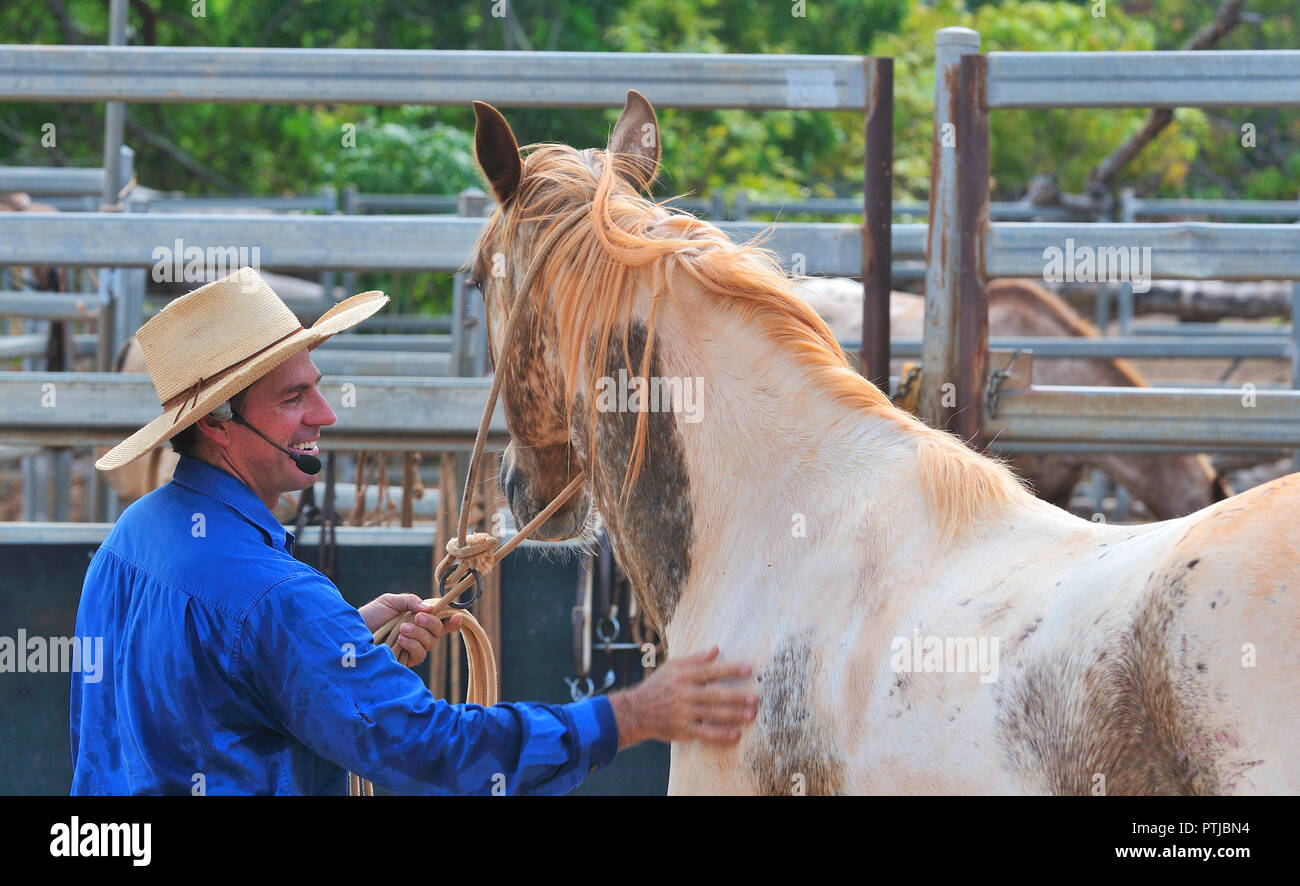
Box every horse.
[794,276,1233,519]
[467,90,1300,794]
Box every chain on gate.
[565,527,662,703]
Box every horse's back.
[1148,472,1300,793]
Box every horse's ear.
[473,100,522,204]
[607,89,660,193]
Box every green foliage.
[875,0,1210,201]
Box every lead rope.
[350,208,590,795]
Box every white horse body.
[653,289,1297,795]
[669,453,1296,794]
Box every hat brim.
[95,290,388,472]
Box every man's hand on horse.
[609,646,758,750]
[358,593,464,668]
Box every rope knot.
[445,531,498,574]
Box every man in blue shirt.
[72,268,757,795]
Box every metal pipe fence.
[925,27,1300,455]
[0,40,895,523]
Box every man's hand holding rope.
[359,593,464,668]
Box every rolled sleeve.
[234,572,619,795]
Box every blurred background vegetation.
[1,0,1296,314]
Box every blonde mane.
[473,143,1029,536]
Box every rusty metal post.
[922,27,981,430]
[861,57,893,391]
[955,54,990,447]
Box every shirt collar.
[171,455,294,553]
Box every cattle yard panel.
[924,27,1300,453]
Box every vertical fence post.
[96,0,128,372]
[319,185,338,313]
[452,188,490,519]
[87,0,129,525]
[955,54,990,448]
[1117,189,1136,335]
[341,185,359,307]
[862,57,893,391]
[734,192,749,221]
[923,27,981,430]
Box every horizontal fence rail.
[0,45,873,109]
[4,373,1296,454]
[0,165,106,196]
[863,336,1295,360]
[0,374,508,450]
[986,50,1300,108]
[1122,196,1300,221]
[986,223,1300,282]
[0,291,107,319]
[0,212,483,271]
[25,215,1295,281]
[0,523,574,548]
[0,213,930,275]
[986,385,1300,450]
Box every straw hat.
[95,267,387,471]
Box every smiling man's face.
[195,350,336,510]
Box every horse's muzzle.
[500,442,590,541]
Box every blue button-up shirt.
[70,455,618,795]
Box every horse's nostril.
[503,470,525,506]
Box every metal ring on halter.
[595,615,620,646]
[437,561,483,609]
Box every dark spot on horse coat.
[747,631,846,795]
[995,568,1222,795]
[582,322,694,630]
[500,305,567,442]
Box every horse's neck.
[588,295,960,636]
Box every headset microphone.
[208,401,323,475]
[234,415,322,475]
